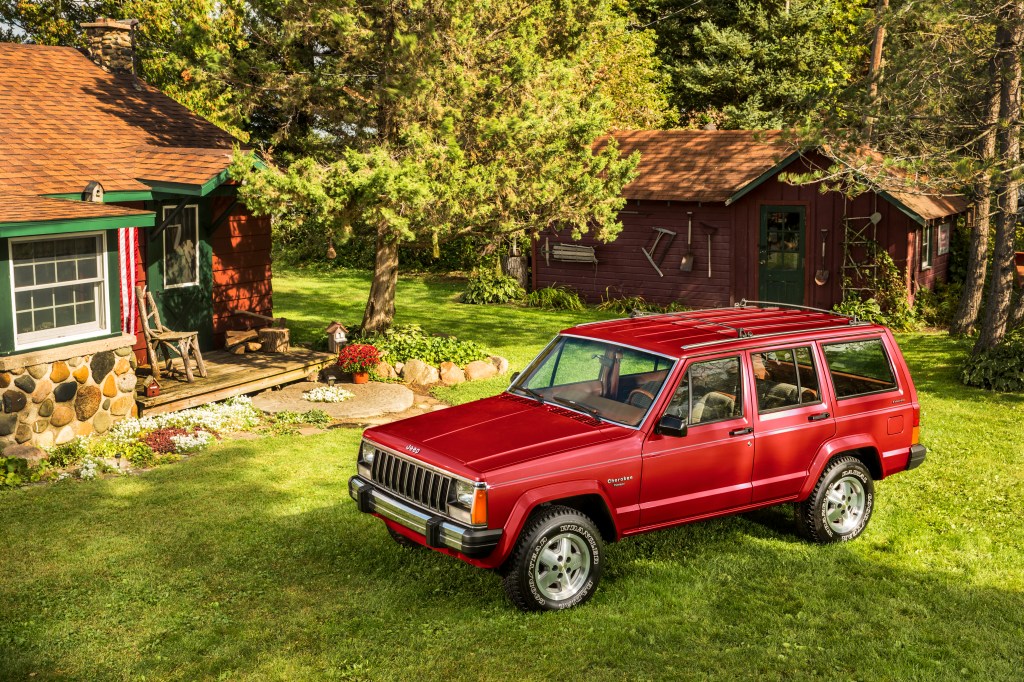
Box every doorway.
[758,206,806,305]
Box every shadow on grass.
[2,434,1022,679]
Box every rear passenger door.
[819,336,911,474]
[748,345,836,503]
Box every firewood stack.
[225,330,262,355]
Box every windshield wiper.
[514,386,545,404]
[552,396,601,422]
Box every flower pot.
[352,371,370,385]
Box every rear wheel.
[796,456,874,543]
[502,505,603,611]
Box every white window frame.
[920,224,933,270]
[9,231,110,350]
[162,204,200,289]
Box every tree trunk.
[864,0,888,141]
[362,228,399,333]
[975,3,1024,353]
[950,63,999,336]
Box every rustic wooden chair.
[136,285,207,382]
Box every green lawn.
[1,268,1023,681]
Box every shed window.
[921,224,933,269]
[163,204,199,288]
[10,233,108,348]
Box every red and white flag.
[118,227,139,336]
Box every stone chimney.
[81,17,139,76]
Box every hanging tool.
[641,227,677,277]
[814,229,830,285]
[703,225,717,278]
[680,212,695,272]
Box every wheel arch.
[800,437,883,499]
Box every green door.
[758,206,806,305]
[146,201,214,350]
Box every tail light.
[911,406,921,445]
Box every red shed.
[533,130,968,309]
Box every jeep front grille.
[370,448,454,514]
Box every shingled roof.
[0,42,239,196]
[0,195,153,226]
[606,129,967,223]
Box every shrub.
[142,427,193,454]
[0,456,47,489]
[461,270,525,305]
[962,328,1024,391]
[359,324,489,366]
[914,283,962,329]
[525,285,585,311]
[834,296,887,325]
[47,437,90,467]
[337,344,382,373]
[596,289,688,315]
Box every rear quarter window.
[821,338,898,399]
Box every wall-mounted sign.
[937,223,951,256]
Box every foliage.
[833,296,887,325]
[632,0,867,128]
[142,427,195,454]
[337,344,382,374]
[525,286,586,311]
[915,283,963,329]
[276,233,490,273]
[0,456,47,489]
[302,386,355,403]
[358,324,489,367]
[266,409,332,434]
[962,327,1024,391]
[597,289,691,315]
[46,437,91,468]
[832,243,917,332]
[461,271,525,305]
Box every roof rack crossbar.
[735,299,859,323]
[680,321,870,350]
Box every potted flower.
[337,343,381,384]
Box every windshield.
[511,336,674,427]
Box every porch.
[136,348,335,416]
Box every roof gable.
[0,43,240,196]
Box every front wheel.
[502,506,604,611]
[796,456,874,543]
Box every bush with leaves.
[914,283,962,329]
[358,324,489,366]
[525,285,585,311]
[461,270,525,305]
[46,437,90,468]
[962,327,1024,392]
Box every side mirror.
[510,371,520,383]
[656,414,687,438]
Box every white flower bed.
[302,385,355,403]
[109,395,263,442]
[170,430,216,453]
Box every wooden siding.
[534,153,957,310]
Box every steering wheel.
[626,388,655,409]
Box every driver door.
[639,354,755,526]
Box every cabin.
[0,21,330,452]
[533,130,969,310]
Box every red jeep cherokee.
[349,302,926,610]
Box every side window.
[666,356,743,426]
[751,346,822,413]
[822,339,897,399]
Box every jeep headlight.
[358,439,376,478]
[448,480,488,527]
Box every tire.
[796,456,875,544]
[502,505,604,611]
[387,525,421,549]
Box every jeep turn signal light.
[470,487,488,526]
[911,406,921,445]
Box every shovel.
[814,229,829,285]
[680,212,695,272]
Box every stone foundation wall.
[0,346,138,453]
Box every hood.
[365,393,632,474]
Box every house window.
[163,204,199,288]
[921,224,933,269]
[10,233,108,348]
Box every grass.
[1,268,1023,680]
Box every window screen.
[822,339,897,398]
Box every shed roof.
[606,129,968,223]
[0,42,240,196]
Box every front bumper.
[349,476,502,558]
[907,444,927,470]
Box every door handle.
[808,412,831,422]
[729,426,754,436]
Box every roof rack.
[733,299,861,323]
